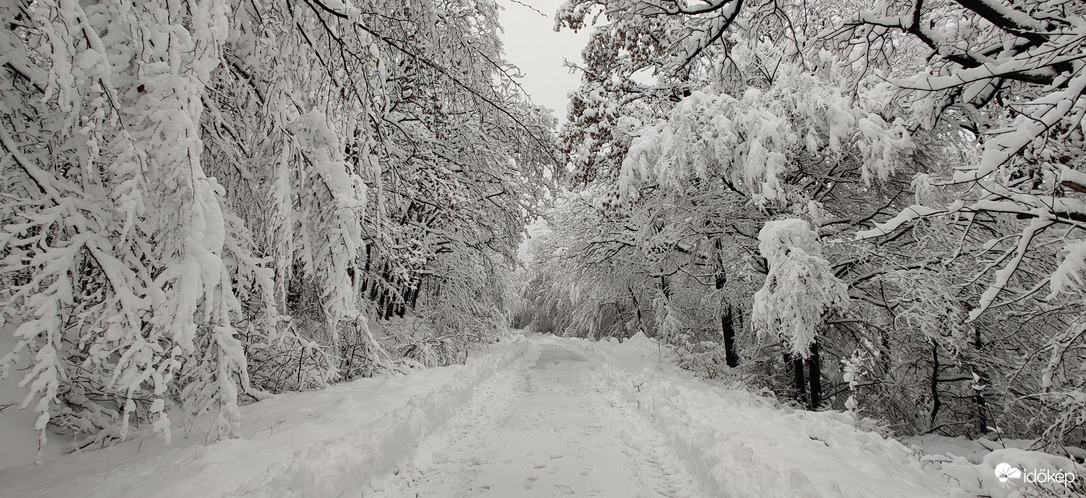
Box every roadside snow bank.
[572,333,952,498]
[910,435,1085,498]
[0,336,529,498]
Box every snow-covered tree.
[830,0,1086,445]
[752,219,849,359]
[547,0,1086,445]
[0,0,552,453]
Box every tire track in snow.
[228,340,530,497]
[366,343,705,498]
[367,357,527,496]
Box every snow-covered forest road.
[6,1,1086,496]
[368,343,703,497]
[1,333,971,498]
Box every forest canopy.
[514,0,1086,449]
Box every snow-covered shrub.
[841,351,868,413]
[675,341,731,380]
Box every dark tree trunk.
[879,326,891,376]
[714,269,739,368]
[973,376,987,436]
[392,280,405,318]
[383,297,395,321]
[722,305,739,367]
[930,341,941,427]
[375,290,388,319]
[789,353,806,404]
[807,341,821,409]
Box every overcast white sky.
[496,0,591,124]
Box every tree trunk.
[789,353,806,404]
[879,327,891,377]
[714,267,739,368]
[807,341,821,409]
[722,304,739,367]
[930,341,941,428]
[383,298,395,321]
[973,375,987,436]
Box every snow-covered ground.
[564,335,952,498]
[0,338,529,497]
[1,332,1082,497]
[367,339,704,497]
[567,334,1084,498]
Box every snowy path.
[1,334,970,498]
[367,344,704,498]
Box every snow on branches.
[550,0,1086,446]
[834,0,1086,312]
[0,0,551,455]
[0,0,247,451]
[752,219,848,359]
[619,62,912,207]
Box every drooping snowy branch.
[752,219,849,359]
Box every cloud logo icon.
[995,463,1022,483]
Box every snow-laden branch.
[753,219,849,359]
